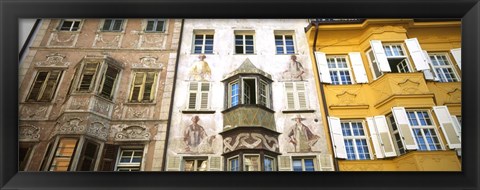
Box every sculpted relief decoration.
[138,33,167,49]
[86,122,109,141]
[20,104,50,120]
[115,125,151,141]
[132,56,164,69]
[93,33,122,48]
[35,53,70,68]
[19,124,40,141]
[47,32,78,47]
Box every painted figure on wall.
[287,115,320,152]
[283,55,305,81]
[188,54,212,81]
[183,115,215,152]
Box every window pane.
[304,159,315,171]
[146,20,155,31]
[292,160,302,171]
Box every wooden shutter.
[142,72,156,102]
[100,144,118,171]
[200,82,210,109]
[78,62,99,92]
[451,115,462,140]
[391,107,418,150]
[314,52,332,83]
[27,71,49,101]
[404,38,429,71]
[348,52,368,83]
[284,82,295,110]
[366,117,384,159]
[188,82,198,109]
[422,50,439,81]
[450,48,461,69]
[40,70,62,101]
[99,66,119,99]
[209,156,222,171]
[369,40,391,72]
[327,116,347,159]
[433,106,461,149]
[129,72,144,102]
[166,156,182,171]
[374,116,397,157]
[296,82,307,109]
[317,154,334,171]
[278,156,292,171]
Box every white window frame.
[59,19,82,31]
[383,43,413,73]
[284,81,309,110]
[115,148,143,171]
[241,77,257,105]
[243,154,261,171]
[193,32,214,54]
[263,155,276,171]
[144,19,166,32]
[428,52,460,82]
[128,71,158,103]
[26,70,63,102]
[228,80,240,108]
[386,114,406,155]
[183,157,208,171]
[326,55,354,85]
[258,79,270,107]
[234,31,255,54]
[101,19,124,32]
[406,110,444,151]
[274,32,296,54]
[227,156,240,171]
[366,49,383,80]
[341,120,373,160]
[291,157,317,171]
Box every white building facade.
[165,19,333,171]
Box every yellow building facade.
[306,19,462,171]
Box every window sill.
[282,109,315,113]
[124,102,157,105]
[182,110,216,114]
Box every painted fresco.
[169,115,221,154]
[188,54,211,81]
[279,113,326,153]
[282,55,307,81]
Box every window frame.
[183,157,208,171]
[144,19,166,33]
[128,71,159,103]
[227,156,240,171]
[340,120,373,160]
[115,147,144,171]
[48,137,79,171]
[58,19,82,32]
[26,69,63,102]
[326,55,354,85]
[192,32,214,54]
[263,155,276,171]
[101,19,125,32]
[274,32,296,54]
[386,114,406,155]
[428,52,461,82]
[243,154,261,171]
[291,157,316,171]
[234,31,255,54]
[186,81,211,110]
[228,79,240,108]
[405,110,444,151]
[97,64,120,100]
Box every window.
[76,141,100,171]
[406,110,442,151]
[243,155,260,171]
[49,138,78,171]
[129,72,158,103]
[98,65,120,99]
[367,43,412,79]
[429,53,460,82]
[284,82,308,110]
[228,80,240,107]
[275,34,295,54]
[116,148,143,171]
[77,62,100,92]
[59,19,81,31]
[341,121,371,160]
[292,157,315,171]
[387,115,406,155]
[242,78,256,105]
[326,56,353,85]
[264,156,275,171]
[145,19,166,32]
[235,32,254,54]
[19,143,35,171]
[187,82,210,110]
[259,80,269,107]
[101,19,124,32]
[27,70,62,102]
[228,156,240,171]
[183,158,207,171]
[193,33,214,54]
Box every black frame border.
[1,0,479,190]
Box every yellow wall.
[307,19,461,171]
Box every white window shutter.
[188,82,198,109]
[314,52,332,83]
[373,116,397,158]
[166,156,182,171]
[209,156,222,171]
[369,40,391,72]
[317,154,334,171]
[450,48,461,69]
[422,50,439,81]
[327,116,347,159]
[391,107,418,150]
[404,38,429,71]
[296,82,308,109]
[200,82,210,109]
[366,117,384,159]
[278,156,292,171]
[284,82,295,110]
[451,115,462,140]
[433,106,461,149]
[348,52,368,83]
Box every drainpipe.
[161,19,184,171]
[311,19,340,171]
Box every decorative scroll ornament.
[132,56,164,69]
[86,122,109,141]
[35,53,71,67]
[115,125,151,141]
[58,118,86,134]
[19,125,40,141]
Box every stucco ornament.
[115,125,151,141]
[19,125,40,141]
[35,53,70,67]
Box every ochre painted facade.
[306,19,462,171]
